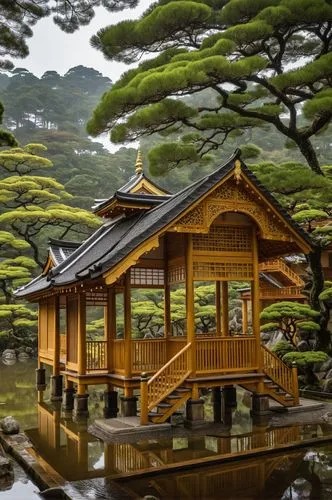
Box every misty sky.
[14,0,153,82]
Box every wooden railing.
[140,343,192,424]
[261,286,304,299]
[196,337,257,374]
[86,340,107,371]
[132,339,167,373]
[113,340,125,373]
[261,344,297,398]
[259,259,304,286]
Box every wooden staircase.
[259,259,304,287]
[140,343,192,425]
[242,345,299,407]
[140,342,299,425]
[148,386,192,424]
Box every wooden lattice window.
[168,265,186,284]
[85,291,108,306]
[193,261,253,280]
[193,226,252,253]
[131,267,165,286]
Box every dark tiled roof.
[49,238,81,266]
[15,150,312,298]
[92,172,170,213]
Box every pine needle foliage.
[89,0,332,175]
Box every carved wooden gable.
[170,168,295,243]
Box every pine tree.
[88,0,332,176]
[260,301,320,347]
[0,143,100,267]
[252,160,332,348]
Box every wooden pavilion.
[16,150,312,425]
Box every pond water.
[1,360,332,499]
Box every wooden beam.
[164,235,171,338]
[221,281,229,336]
[124,271,132,378]
[216,281,221,336]
[185,234,196,375]
[52,295,60,376]
[252,230,262,370]
[77,293,86,376]
[242,299,248,335]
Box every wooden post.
[53,296,60,376]
[216,281,221,336]
[186,234,196,375]
[164,235,172,359]
[242,299,248,335]
[77,293,86,376]
[140,372,149,425]
[252,230,262,370]
[292,362,300,405]
[106,288,116,373]
[124,270,132,379]
[221,281,229,336]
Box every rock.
[39,487,68,499]
[315,372,327,381]
[0,455,13,478]
[0,416,19,435]
[297,340,310,352]
[25,347,33,355]
[260,332,271,342]
[1,350,16,360]
[320,412,332,423]
[323,378,332,393]
[17,352,29,360]
[16,346,26,354]
[320,358,332,373]
[142,496,160,500]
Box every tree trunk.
[296,138,324,175]
[307,246,330,350]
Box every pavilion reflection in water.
[26,402,315,479]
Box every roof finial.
[135,148,143,175]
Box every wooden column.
[77,293,86,376]
[105,287,116,373]
[185,234,196,375]
[216,281,221,336]
[164,236,171,339]
[242,299,248,335]
[221,281,229,336]
[124,270,132,379]
[251,230,262,370]
[52,296,60,376]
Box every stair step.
[174,388,191,394]
[157,402,172,409]
[166,395,181,400]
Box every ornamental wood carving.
[170,178,294,242]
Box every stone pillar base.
[120,396,138,417]
[185,399,205,428]
[212,387,222,423]
[50,375,63,401]
[73,394,89,418]
[104,390,118,418]
[36,368,46,391]
[251,394,270,416]
[62,387,75,411]
[223,386,237,408]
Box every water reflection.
[3,361,332,498]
